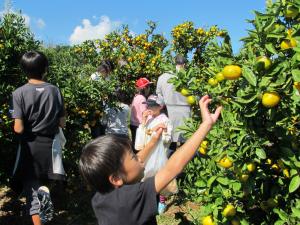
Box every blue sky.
[2,0,266,53]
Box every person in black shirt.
[79,96,222,225]
[11,51,66,225]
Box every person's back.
[11,50,65,225]
[156,72,188,106]
[92,177,157,225]
[156,55,191,148]
[12,82,64,136]
[103,102,130,136]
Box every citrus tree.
[0,12,40,182]
[172,1,300,224]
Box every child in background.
[130,77,152,146]
[79,95,222,225]
[90,59,115,138]
[101,90,130,137]
[135,95,172,214]
[11,51,66,225]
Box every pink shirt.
[130,94,147,126]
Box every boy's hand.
[199,95,222,126]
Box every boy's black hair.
[97,59,115,74]
[20,50,49,79]
[79,135,132,193]
[175,54,187,65]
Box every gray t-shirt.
[12,82,64,136]
[102,103,130,136]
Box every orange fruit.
[257,56,272,70]
[262,92,280,108]
[223,204,236,217]
[247,162,256,172]
[239,174,249,182]
[281,40,291,50]
[198,147,207,155]
[208,78,218,86]
[186,96,196,105]
[202,215,215,225]
[201,140,208,148]
[222,65,242,80]
[281,38,297,50]
[290,38,297,47]
[180,88,190,96]
[215,72,225,82]
[219,156,233,169]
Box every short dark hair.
[175,54,187,65]
[20,50,49,79]
[97,59,115,75]
[79,135,132,193]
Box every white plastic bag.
[143,139,168,179]
[52,128,66,175]
[134,125,146,151]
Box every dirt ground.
[0,183,200,225]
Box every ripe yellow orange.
[222,65,242,80]
[266,158,273,165]
[201,140,208,148]
[215,72,225,82]
[257,56,272,70]
[281,38,297,50]
[208,78,219,86]
[271,163,280,171]
[202,215,215,225]
[198,147,207,155]
[284,5,299,18]
[223,204,236,217]
[219,156,233,169]
[239,174,249,182]
[290,38,298,47]
[294,81,300,91]
[283,168,290,178]
[180,88,190,96]
[186,96,196,105]
[262,92,281,108]
[281,40,291,50]
[247,162,256,173]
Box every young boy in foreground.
[79,95,222,225]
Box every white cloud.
[36,18,45,29]
[69,15,121,45]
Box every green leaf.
[265,43,277,54]
[195,179,206,188]
[274,208,288,221]
[267,33,285,39]
[256,148,267,159]
[292,69,300,82]
[235,94,258,104]
[289,175,300,193]
[274,221,286,225]
[242,66,257,86]
[207,176,217,188]
[217,177,229,185]
[291,207,300,218]
[232,182,242,192]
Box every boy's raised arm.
[154,95,222,193]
